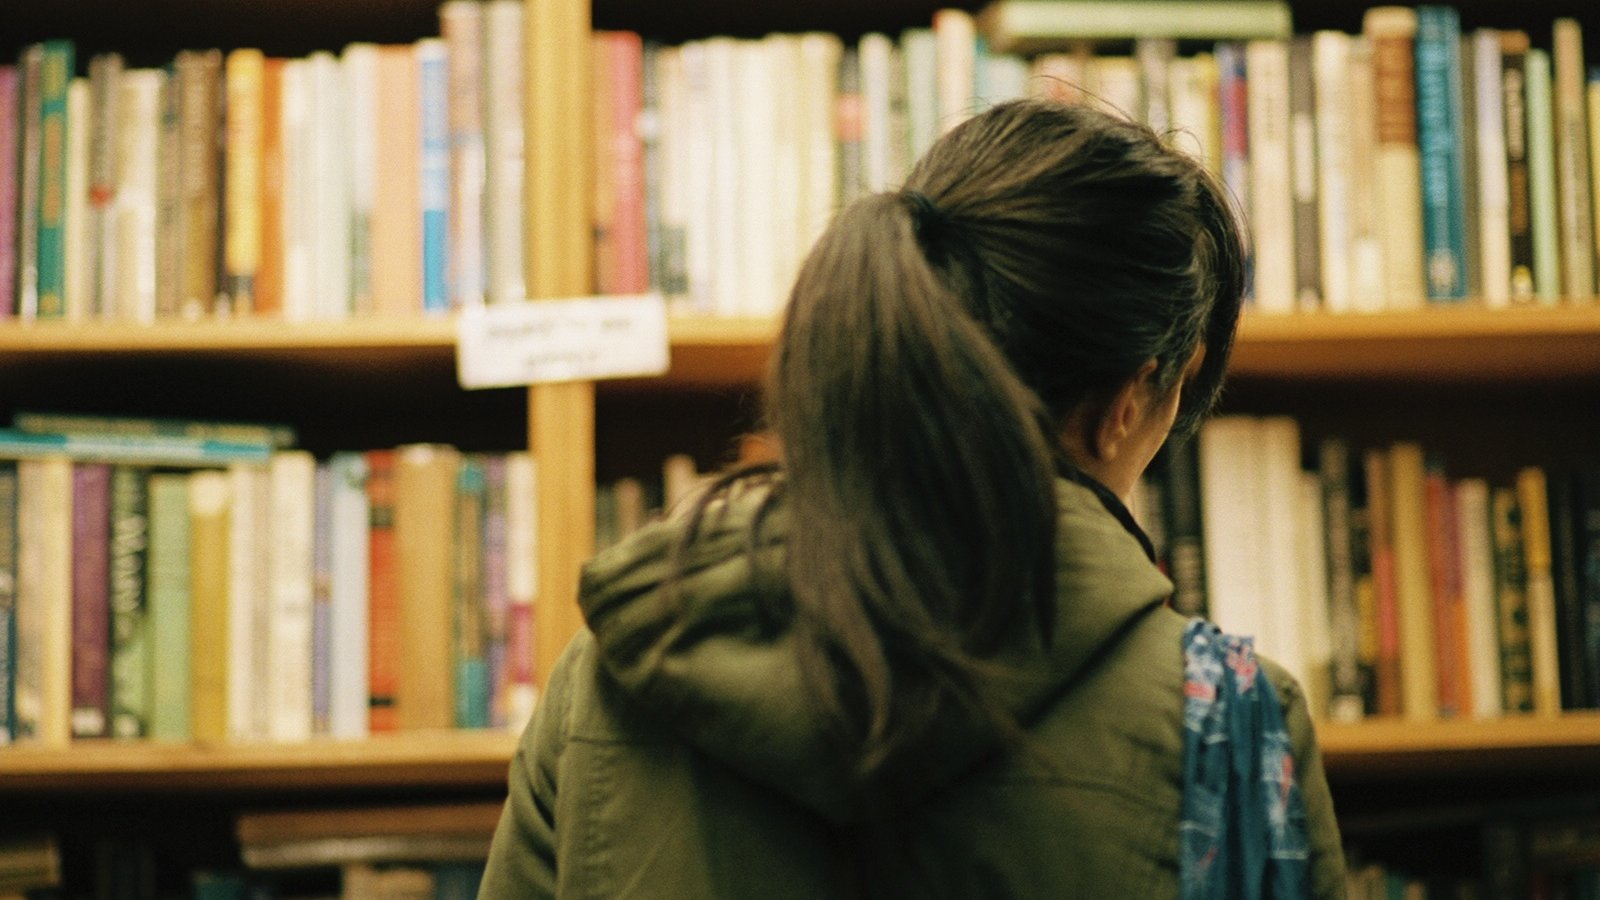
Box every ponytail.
[769,191,1059,789]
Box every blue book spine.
[1416,6,1469,301]
[0,464,16,744]
[419,39,451,315]
[0,428,273,465]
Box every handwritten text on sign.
[456,295,670,389]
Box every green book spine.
[1527,48,1561,303]
[147,474,191,740]
[109,467,150,739]
[454,456,489,729]
[35,41,74,320]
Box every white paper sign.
[456,294,670,389]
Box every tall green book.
[108,467,151,739]
[147,474,191,741]
[34,40,74,320]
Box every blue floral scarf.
[1180,618,1311,900]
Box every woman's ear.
[1094,359,1161,462]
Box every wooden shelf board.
[1319,712,1600,778]
[0,318,459,353]
[0,731,517,794]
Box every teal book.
[0,463,16,744]
[13,411,296,449]
[1415,7,1468,301]
[0,427,273,465]
[1527,49,1561,303]
[147,474,190,741]
[454,455,489,729]
[108,466,150,739]
[418,39,450,314]
[34,40,74,320]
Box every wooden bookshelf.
[1320,712,1600,779]
[638,306,1600,389]
[0,732,519,794]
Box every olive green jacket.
[480,479,1346,898]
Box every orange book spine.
[395,444,458,731]
[1424,465,1469,717]
[371,46,421,316]
[255,58,284,318]
[365,450,400,733]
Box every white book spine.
[227,463,266,743]
[799,34,841,251]
[657,47,690,306]
[442,0,487,310]
[268,451,316,742]
[1199,417,1267,643]
[707,39,742,318]
[1297,471,1331,720]
[279,60,313,322]
[1473,30,1512,307]
[861,33,895,194]
[115,70,162,324]
[765,36,805,308]
[736,41,777,316]
[505,452,538,729]
[1347,38,1388,312]
[1260,417,1307,689]
[934,10,977,132]
[343,43,380,316]
[1313,32,1353,313]
[64,79,92,323]
[1090,57,1141,122]
[984,53,1031,107]
[484,0,527,306]
[679,42,715,315]
[1455,479,1501,718]
[15,457,74,747]
[903,29,939,163]
[1246,41,1296,313]
[328,453,370,739]
[1167,55,1220,172]
[308,52,350,320]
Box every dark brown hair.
[697,99,1244,801]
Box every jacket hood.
[577,477,1174,823]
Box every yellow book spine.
[1365,7,1427,309]
[1589,76,1600,284]
[395,444,459,730]
[1388,443,1437,721]
[188,470,232,743]
[1516,467,1563,716]
[224,49,264,316]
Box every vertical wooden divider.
[525,0,596,688]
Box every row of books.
[0,422,540,747]
[1134,416,1600,723]
[598,7,1600,317]
[1,0,525,324]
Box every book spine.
[678,41,713,314]
[1314,32,1355,313]
[63,78,90,322]
[653,46,689,303]
[70,463,112,739]
[0,66,18,319]
[1491,486,1534,713]
[1322,439,1365,721]
[1348,456,1380,715]
[903,29,939,162]
[482,455,509,728]
[1136,38,1175,134]
[1167,53,1220,173]
[1591,69,1600,291]
[223,49,264,317]
[1422,460,1466,718]
[442,2,487,310]
[108,466,150,739]
[1454,479,1502,719]
[371,46,421,317]
[1546,471,1590,710]
[188,470,230,744]
[1296,470,1331,719]
[1389,443,1437,720]
[934,9,977,134]
[765,36,805,307]
[1260,418,1308,698]
[484,1,526,306]
[1578,468,1600,711]
[1365,7,1426,309]
[328,452,369,740]
[1364,447,1403,717]
[177,50,222,320]
[1288,37,1322,312]
[598,32,648,296]
[504,451,537,730]
[454,456,488,729]
[1527,49,1561,304]
[115,68,161,324]
[1415,7,1468,302]
[268,451,315,742]
[1161,436,1208,619]
[15,459,71,745]
[366,450,401,733]
[396,444,458,730]
[417,39,451,316]
[835,46,865,211]
[278,59,311,321]
[0,428,272,466]
[1246,40,1294,313]
[87,53,122,319]
[1553,20,1595,301]
[736,40,775,315]
[1216,42,1251,293]
[799,34,841,252]
[36,41,74,320]
[1502,33,1537,303]
[0,463,16,744]
[1518,467,1563,715]
[307,52,349,321]
[156,63,181,320]
[17,47,45,320]
[256,57,283,319]
[1346,36,1387,311]
[1473,31,1512,308]
[591,33,619,296]
[1198,417,1267,644]
[146,473,190,741]
[311,462,333,735]
[343,44,379,317]
[1458,34,1481,302]
[226,463,266,742]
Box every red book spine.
[0,66,18,319]
[365,450,400,733]
[1424,465,1466,717]
[609,32,648,294]
[71,463,113,738]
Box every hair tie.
[902,190,945,240]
